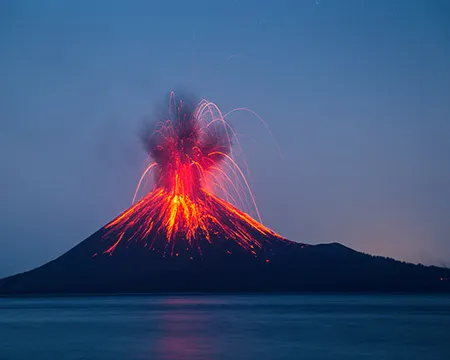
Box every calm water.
[1,295,449,360]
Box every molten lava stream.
[103,93,284,257]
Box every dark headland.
[1,226,449,295]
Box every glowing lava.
[103,93,283,256]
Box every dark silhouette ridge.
[1,224,449,294]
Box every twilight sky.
[1,0,449,277]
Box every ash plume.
[139,92,233,188]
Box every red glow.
[103,93,284,256]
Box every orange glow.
[103,93,284,255]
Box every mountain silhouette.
[1,219,449,294]
[4,94,448,295]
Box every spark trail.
[103,93,284,256]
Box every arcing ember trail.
[102,93,286,258]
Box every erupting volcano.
[102,93,285,258]
[1,93,449,295]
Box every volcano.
[1,94,449,294]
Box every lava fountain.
[102,92,284,257]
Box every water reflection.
[155,297,221,360]
[2,296,450,360]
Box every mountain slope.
[1,228,449,294]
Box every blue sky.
[1,0,449,276]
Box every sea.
[1,294,449,360]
